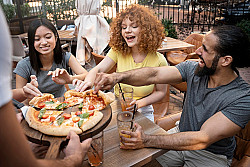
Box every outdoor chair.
[152,84,170,122]
[91,52,116,74]
[166,34,204,100]
[166,33,204,66]
[11,35,28,68]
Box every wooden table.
[158,37,194,53]
[82,99,168,167]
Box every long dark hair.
[28,18,63,74]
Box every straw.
[118,83,125,101]
[130,104,137,130]
[91,143,101,160]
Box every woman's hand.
[48,68,72,85]
[23,75,42,99]
[126,99,139,112]
[72,79,93,92]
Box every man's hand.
[72,79,92,92]
[48,68,72,85]
[64,131,92,159]
[16,112,23,123]
[23,75,42,99]
[94,72,117,93]
[120,123,145,149]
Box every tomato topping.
[75,111,82,115]
[72,117,80,123]
[50,116,56,122]
[88,105,95,110]
[38,103,45,108]
[89,112,94,117]
[42,114,49,119]
[73,99,78,102]
[34,111,40,118]
[63,113,71,119]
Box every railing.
[5,0,250,35]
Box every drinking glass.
[87,131,104,166]
[119,87,134,112]
[117,111,134,146]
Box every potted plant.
[161,18,178,39]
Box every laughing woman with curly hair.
[73,4,168,122]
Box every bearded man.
[92,25,250,166]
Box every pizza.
[25,107,103,136]
[29,93,61,109]
[81,89,115,111]
[64,90,84,107]
[26,89,115,136]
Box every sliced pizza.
[64,90,84,107]
[52,110,103,133]
[25,107,103,136]
[25,107,62,129]
[81,90,115,111]
[29,93,61,109]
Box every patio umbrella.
[74,0,110,66]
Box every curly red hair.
[109,4,165,55]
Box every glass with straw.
[117,110,135,146]
[118,84,134,112]
[87,131,104,166]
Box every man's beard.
[195,55,220,77]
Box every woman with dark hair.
[73,4,168,122]
[14,18,87,101]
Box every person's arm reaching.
[14,75,42,102]
[73,56,116,92]
[48,55,88,84]
[120,111,241,151]
[94,66,182,93]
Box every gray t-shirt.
[14,52,71,97]
[176,61,250,159]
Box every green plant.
[102,0,112,7]
[161,18,178,39]
[236,19,250,41]
[0,0,15,22]
[20,3,31,17]
[46,0,76,22]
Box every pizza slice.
[25,107,63,129]
[26,107,82,136]
[64,90,84,107]
[29,93,61,109]
[50,110,103,134]
[25,107,103,136]
[81,90,115,111]
[72,110,103,132]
